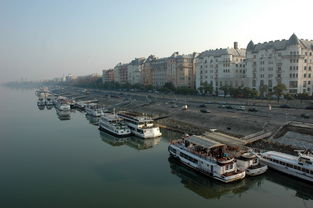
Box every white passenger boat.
[236,152,268,176]
[168,135,245,183]
[117,111,162,139]
[56,108,71,120]
[259,150,313,182]
[37,97,46,106]
[54,97,71,111]
[85,103,106,117]
[45,97,54,106]
[99,113,131,137]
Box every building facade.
[113,63,129,84]
[195,42,246,94]
[167,52,197,88]
[127,58,145,85]
[151,57,169,87]
[142,55,157,86]
[245,34,313,95]
[102,69,114,83]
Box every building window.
[304,74,307,78]
[268,80,272,87]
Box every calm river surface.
[0,86,313,208]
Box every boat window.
[169,146,176,153]
[180,152,198,164]
[302,168,310,173]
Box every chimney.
[234,42,238,49]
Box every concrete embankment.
[52,87,313,152]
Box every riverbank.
[51,86,313,152]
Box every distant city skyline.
[1,0,313,83]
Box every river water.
[0,86,312,208]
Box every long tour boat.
[54,97,71,111]
[99,113,131,137]
[258,150,313,182]
[236,152,268,176]
[168,135,245,183]
[117,111,162,139]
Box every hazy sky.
[1,0,313,82]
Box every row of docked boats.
[36,88,313,184]
[98,111,162,139]
[168,134,313,183]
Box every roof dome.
[288,33,300,45]
[247,40,255,51]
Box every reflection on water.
[168,157,263,199]
[56,109,71,121]
[46,105,53,110]
[265,170,313,200]
[99,130,161,150]
[99,131,128,146]
[37,105,45,110]
[169,157,313,201]
[127,136,161,150]
[85,114,99,126]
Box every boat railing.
[171,141,217,162]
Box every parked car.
[225,105,233,109]
[279,104,290,108]
[235,106,245,111]
[248,108,258,112]
[301,113,310,119]
[305,106,313,110]
[199,104,207,108]
[200,108,210,113]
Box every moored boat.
[85,103,106,117]
[258,150,313,182]
[236,152,268,176]
[54,97,71,111]
[99,113,131,137]
[168,135,245,183]
[37,97,45,106]
[45,96,54,106]
[117,111,162,139]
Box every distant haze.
[1,0,313,83]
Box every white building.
[246,34,313,95]
[195,42,246,95]
[127,58,145,85]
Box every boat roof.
[118,112,153,122]
[186,135,225,149]
[263,151,298,161]
[102,113,121,121]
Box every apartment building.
[142,55,157,86]
[245,34,313,95]
[195,42,246,94]
[151,57,169,87]
[102,69,114,83]
[113,63,128,84]
[127,58,145,85]
[167,52,197,88]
